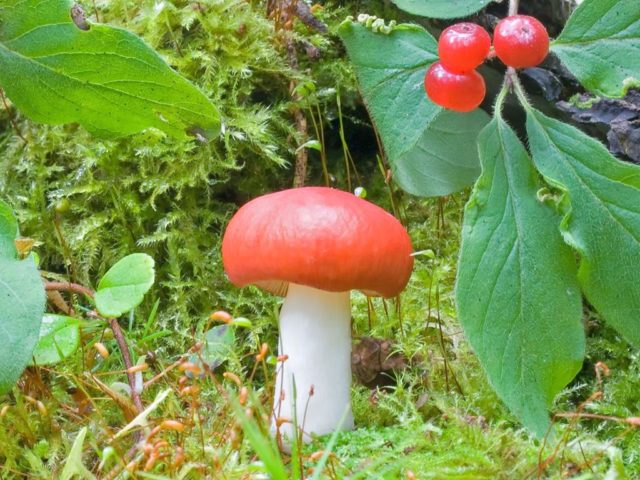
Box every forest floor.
[0,0,639,477]
[0,194,638,479]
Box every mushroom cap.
[221,187,414,297]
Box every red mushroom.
[222,187,413,440]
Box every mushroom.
[221,187,413,441]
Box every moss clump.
[0,0,361,328]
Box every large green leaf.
[95,253,155,318]
[456,117,585,437]
[0,200,45,395]
[32,314,80,365]
[338,20,489,197]
[526,108,640,346]
[391,0,494,20]
[0,0,220,139]
[551,0,640,97]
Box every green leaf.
[95,253,155,318]
[193,324,235,371]
[32,314,80,365]
[338,20,489,197]
[551,0,640,97]
[0,0,220,139]
[391,0,494,19]
[526,108,640,346]
[0,200,18,257]
[0,200,46,395]
[60,427,95,480]
[456,117,585,437]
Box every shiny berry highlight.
[438,23,491,73]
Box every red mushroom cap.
[221,187,414,297]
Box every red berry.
[493,15,549,69]
[438,23,491,73]
[424,61,486,112]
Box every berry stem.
[508,0,519,16]
[509,69,533,110]
[493,77,511,118]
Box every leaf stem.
[493,77,511,118]
[509,69,533,110]
[0,89,27,144]
[44,281,144,414]
[109,318,144,413]
[44,281,94,298]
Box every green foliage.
[551,0,640,97]
[95,253,155,317]
[456,116,585,437]
[32,314,80,365]
[391,0,494,19]
[0,198,17,255]
[0,0,220,139]
[0,200,45,395]
[0,0,352,328]
[193,324,236,370]
[59,428,94,480]
[234,401,288,480]
[525,107,640,347]
[1,194,639,477]
[338,18,489,197]
[1,0,639,476]
[341,0,640,437]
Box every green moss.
[0,0,360,329]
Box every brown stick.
[46,290,74,315]
[269,0,326,188]
[0,89,27,143]
[294,0,327,32]
[286,40,309,188]
[44,281,94,298]
[554,412,637,425]
[109,318,144,412]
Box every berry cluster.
[425,15,549,112]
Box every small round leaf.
[32,314,81,365]
[95,254,155,318]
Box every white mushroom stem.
[272,283,354,442]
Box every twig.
[46,290,75,315]
[294,0,327,32]
[508,0,519,16]
[268,0,327,188]
[44,281,94,298]
[109,318,144,412]
[287,40,309,188]
[554,412,639,425]
[0,89,27,143]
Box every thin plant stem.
[508,0,519,16]
[0,89,27,143]
[109,318,144,411]
[44,281,144,415]
[44,281,94,299]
